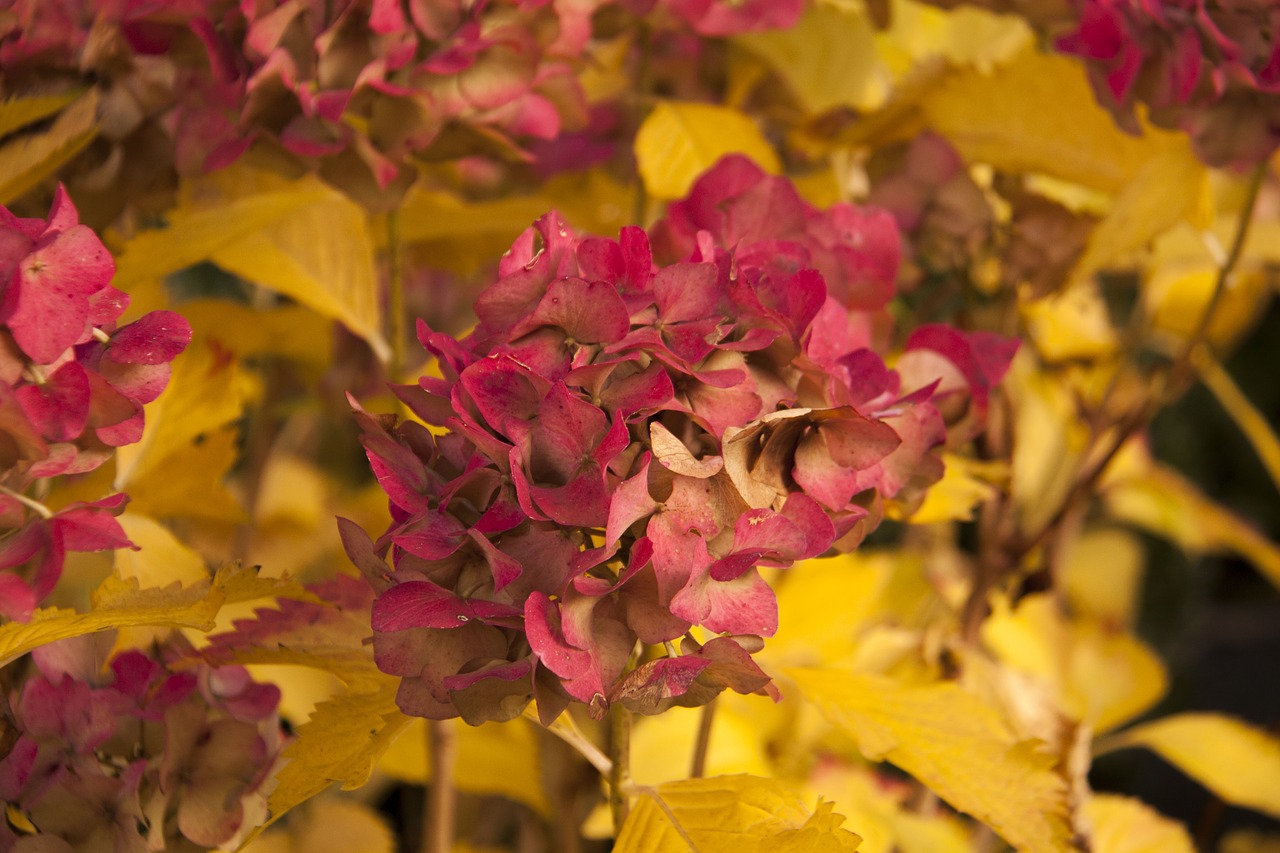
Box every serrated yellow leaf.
[0,88,98,204]
[1008,354,1090,532]
[1100,714,1280,818]
[789,668,1072,853]
[880,0,1031,75]
[115,512,208,587]
[614,775,861,853]
[0,564,304,667]
[113,165,388,361]
[0,89,85,139]
[261,677,412,833]
[378,717,552,815]
[237,799,395,853]
[634,102,780,200]
[921,49,1182,194]
[808,764,972,853]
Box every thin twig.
[1012,161,1268,562]
[609,704,632,836]
[690,697,717,778]
[424,719,457,853]
[387,209,407,382]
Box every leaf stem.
[1011,160,1268,562]
[0,484,52,519]
[609,703,632,836]
[424,719,456,853]
[689,697,716,778]
[387,209,407,381]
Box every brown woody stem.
[690,697,717,778]
[609,703,632,836]
[424,719,457,853]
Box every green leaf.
[1098,714,1280,818]
[789,668,1072,853]
[634,101,780,200]
[0,90,84,139]
[0,89,98,204]
[614,775,861,853]
[0,564,311,667]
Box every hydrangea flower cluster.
[0,0,811,208]
[343,156,1015,725]
[1056,0,1280,165]
[0,188,192,620]
[0,636,283,852]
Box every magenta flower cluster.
[343,156,1015,725]
[1057,0,1280,165]
[0,188,192,620]
[0,636,282,852]
[0,0,803,199]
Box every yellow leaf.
[0,89,85,139]
[0,564,306,667]
[378,717,552,815]
[634,102,780,200]
[262,677,412,832]
[614,775,861,853]
[982,595,1167,733]
[0,89,98,205]
[1008,353,1090,532]
[1099,714,1280,818]
[1143,222,1271,349]
[880,0,1031,75]
[909,453,1003,524]
[737,4,886,114]
[113,165,388,361]
[1103,448,1280,589]
[1071,139,1210,285]
[115,342,256,522]
[1021,280,1119,361]
[178,300,336,367]
[1061,528,1145,628]
[628,704,772,787]
[1196,352,1280,497]
[808,764,973,853]
[789,668,1072,853]
[237,799,395,853]
[1085,795,1194,853]
[1220,829,1280,853]
[921,48,1183,193]
[115,512,209,587]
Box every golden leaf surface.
[1084,795,1194,853]
[634,101,780,200]
[614,774,861,853]
[1099,714,1280,818]
[0,89,98,204]
[789,668,1072,853]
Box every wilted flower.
[344,156,1017,725]
[0,635,283,851]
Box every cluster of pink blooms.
[1056,0,1280,165]
[0,635,283,852]
[343,155,1016,725]
[0,188,192,621]
[0,0,803,202]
